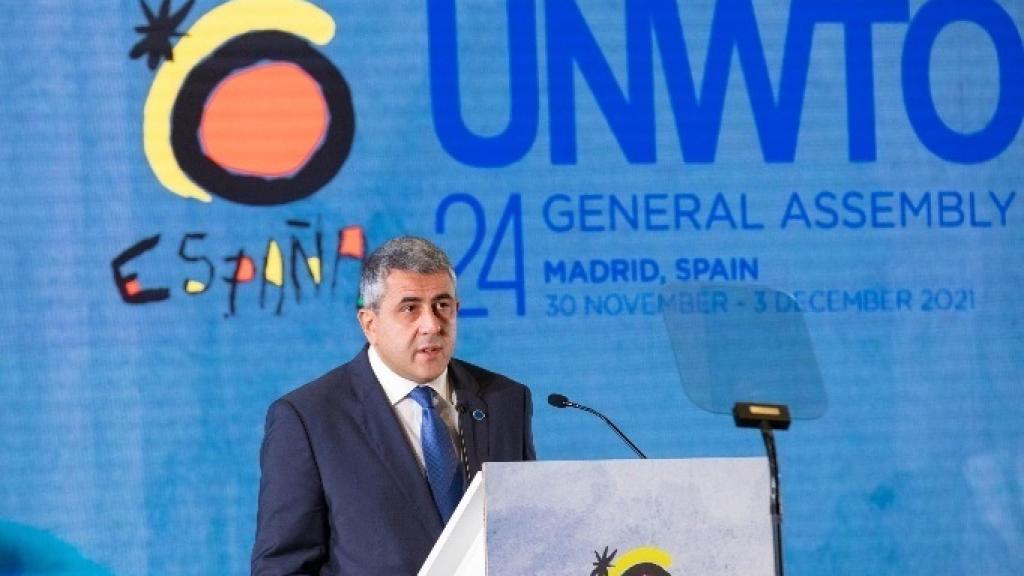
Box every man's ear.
[357,307,377,344]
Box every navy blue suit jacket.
[251,347,535,575]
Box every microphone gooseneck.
[546,393,647,459]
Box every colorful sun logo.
[591,546,674,576]
[135,0,355,205]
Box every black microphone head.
[548,393,570,408]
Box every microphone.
[547,393,647,459]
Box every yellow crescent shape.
[607,546,673,576]
[143,0,337,202]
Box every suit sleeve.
[251,399,328,576]
[523,386,537,461]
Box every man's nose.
[417,308,443,334]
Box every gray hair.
[359,236,456,310]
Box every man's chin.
[411,356,450,382]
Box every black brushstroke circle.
[171,30,355,206]
[622,563,672,576]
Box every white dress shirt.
[367,345,461,472]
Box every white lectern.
[419,458,773,576]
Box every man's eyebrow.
[395,293,454,305]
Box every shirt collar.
[368,345,449,406]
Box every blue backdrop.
[1,0,1021,574]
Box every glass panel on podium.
[660,283,827,419]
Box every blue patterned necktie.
[408,386,464,523]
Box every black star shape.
[591,546,618,576]
[129,0,195,70]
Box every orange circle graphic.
[199,61,329,178]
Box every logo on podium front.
[589,546,674,576]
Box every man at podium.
[252,236,536,575]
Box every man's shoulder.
[451,357,528,393]
[276,350,370,410]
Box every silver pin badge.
[472,409,486,421]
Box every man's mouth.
[417,344,444,357]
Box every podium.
[419,458,773,576]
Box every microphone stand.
[571,402,648,459]
[548,394,647,459]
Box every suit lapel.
[450,360,490,480]
[349,349,444,536]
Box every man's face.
[357,269,459,384]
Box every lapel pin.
[472,409,486,421]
